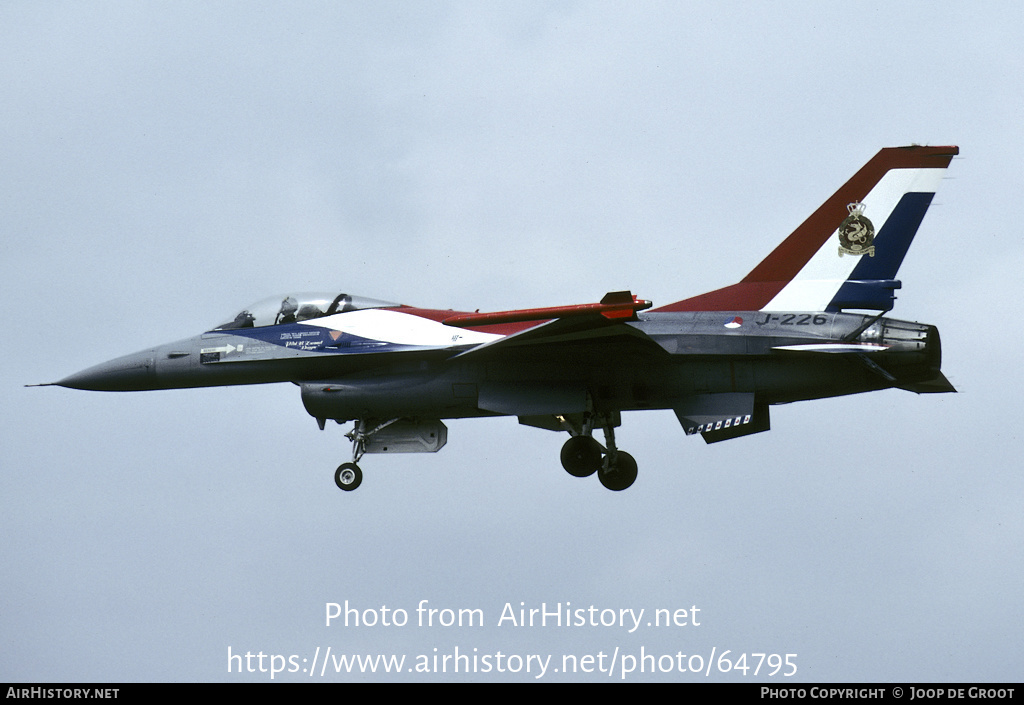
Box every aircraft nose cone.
[56,350,156,391]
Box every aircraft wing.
[447,291,657,360]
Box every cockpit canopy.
[213,292,400,330]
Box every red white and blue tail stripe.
[653,145,959,313]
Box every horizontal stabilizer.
[897,372,957,394]
[772,343,890,353]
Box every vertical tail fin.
[654,145,959,313]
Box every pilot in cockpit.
[296,302,327,321]
[327,293,356,315]
[275,297,298,325]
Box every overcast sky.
[3,1,1022,682]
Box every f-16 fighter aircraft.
[42,145,959,492]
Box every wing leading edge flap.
[673,394,770,444]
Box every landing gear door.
[362,420,448,454]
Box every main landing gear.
[559,415,638,491]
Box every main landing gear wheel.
[335,462,363,491]
[560,436,603,477]
[598,451,638,492]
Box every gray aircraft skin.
[40,146,959,491]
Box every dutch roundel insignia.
[838,201,875,257]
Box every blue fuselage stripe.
[211,324,400,354]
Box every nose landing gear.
[330,419,383,492]
[328,418,449,492]
[334,462,363,491]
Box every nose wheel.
[335,462,363,491]
[332,418,383,492]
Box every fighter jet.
[40,145,959,492]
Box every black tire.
[335,462,363,491]
[598,451,638,491]
[560,436,603,477]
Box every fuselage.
[55,305,944,428]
